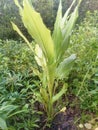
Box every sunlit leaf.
[15,0,55,63]
[11,22,34,52]
[56,54,76,79]
[52,0,62,61]
[35,44,46,67]
[61,0,76,29]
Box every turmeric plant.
[12,0,82,122]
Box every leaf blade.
[52,83,68,103]
[20,0,54,63]
[56,54,76,79]
[52,0,63,60]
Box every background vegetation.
[0,0,98,40]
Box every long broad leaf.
[61,0,82,51]
[56,54,76,79]
[14,0,54,63]
[61,0,76,29]
[60,7,78,59]
[52,0,63,61]
[52,0,79,62]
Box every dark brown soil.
[37,106,80,130]
[35,94,81,130]
[50,107,78,130]
[34,93,97,130]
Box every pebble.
[79,124,84,128]
[95,128,98,130]
[84,123,92,129]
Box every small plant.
[12,0,82,122]
[0,101,29,130]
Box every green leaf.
[40,87,49,104]
[62,6,79,38]
[11,22,34,52]
[61,0,76,29]
[52,0,63,61]
[61,0,82,52]
[34,44,46,68]
[52,83,68,103]
[52,0,80,62]
[8,109,28,118]
[56,54,76,79]
[15,0,55,63]
[0,118,7,130]
[0,104,18,117]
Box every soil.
[51,110,77,130]
[38,106,80,130]
[35,94,81,130]
[35,94,97,130]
